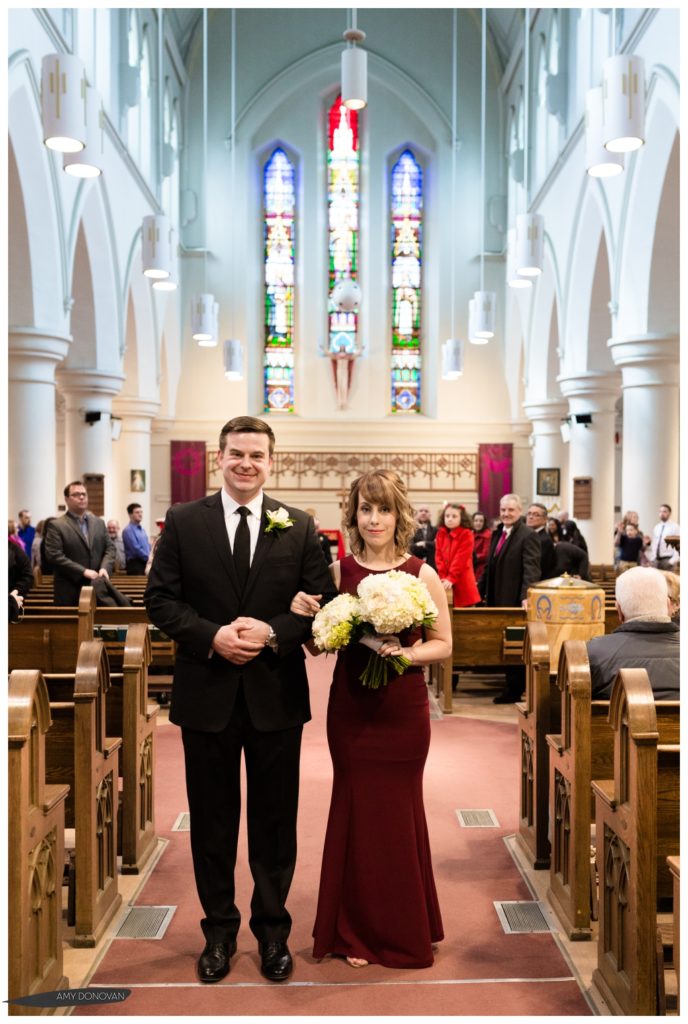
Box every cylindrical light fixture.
[63,85,103,178]
[41,53,87,153]
[442,339,464,380]
[223,339,243,380]
[507,228,532,289]
[341,28,367,110]
[471,291,495,342]
[585,86,624,177]
[515,212,544,277]
[191,292,217,345]
[142,214,171,279]
[602,54,645,153]
[152,227,178,291]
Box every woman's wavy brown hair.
[344,470,416,558]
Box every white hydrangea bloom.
[356,570,438,635]
[312,593,361,651]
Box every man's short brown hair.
[219,417,276,456]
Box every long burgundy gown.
[312,555,444,968]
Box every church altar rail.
[591,668,680,1015]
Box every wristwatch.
[264,626,278,651]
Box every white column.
[8,327,71,519]
[110,397,160,530]
[558,372,620,564]
[56,368,124,514]
[608,333,679,527]
[510,418,535,505]
[523,400,569,511]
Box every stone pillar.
[510,418,535,506]
[110,397,161,529]
[56,369,124,514]
[8,327,71,519]
[608,333,679,528]
[558,372,621,564]
[523,400,569,512]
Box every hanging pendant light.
[515,211,544,277]
[192,293,216,344]
[585,86,624,177]
[153,227,178,291]
[63,84,103,177]
[507,228,532,289]
[603,53,645,153]
[142,214,171,279]
[223,339,243,380]
[471,9,495,343]
[41,53,87,153]
[341,10,367,110]
[442,339,464,380]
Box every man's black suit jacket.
[144,491,337,734]
[43,513,115,605]
[479,518,541,606]
[534,527,557,580]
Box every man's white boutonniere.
[265,507,295,534]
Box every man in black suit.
[525,502,556,580]
[43,481,120,605]
[145,416,337,985]
[410,504,437,569]
[479,493,541,703]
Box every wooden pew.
[9,670,70,1013]
[43,640,123,947]
[591,668,680,1015]
[104,623,159,874]
[9,588,96,673]
[546,644,679,941]
[515,621,559,869]
[668,856,680,1013]
[429,590,454,713]
[451,606,527,674]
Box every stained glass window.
[327,95,360,354]
[390,150,422,413]
[263,147,295,413]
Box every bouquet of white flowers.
[311,570,438,689]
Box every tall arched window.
[161,82,180,228]
[263,148,296,413]
[139,25,152,182]
[327,95,360,354]
[126,11,140,164]
[390,150,423,414]
[535,38,548,185]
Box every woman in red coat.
[471,511,492,585]
[435,504,481,607]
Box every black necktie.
[234,507,251,590]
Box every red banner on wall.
[478,444,513,521]
[170,441,207,505]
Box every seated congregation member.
[9,537,33,622]
[480,493,541,703]
[44,482,130,607]
[471,510,492,585]
[410,504,437,570]
[290,469,450,969]
[122,502,151,575]
[525,503,556,580]
[435,503,480,607]
[587,566,679,700]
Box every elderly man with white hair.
[587,566,680,700]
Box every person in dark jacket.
[587,566,680,699]
[9,539,33,622]
[552,540,591,580]
[525,503,556,580]
[410,504,437,570]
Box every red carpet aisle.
[76,653,591,1016]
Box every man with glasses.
[410,504,437,570]
[44,481,118,605]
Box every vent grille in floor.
[494,900,552,933]
[456,808,500,828]
[114,906,176,940]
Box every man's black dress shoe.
[259,941,293,982]
[197,940,237,983]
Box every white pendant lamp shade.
[471,290,495,342]
[585,87,624,177]
[223,339,244,380]
[142,214,171,279]
[442,339,464,379]
[515,212,544,277]
[341,41,367,110]
[602,54,645,153]
[152,228,178,291]
[507,228,532,289]
[331,277,362,312]
[192,293,217,345]
[41,53,87,153]
[63,85,103,177]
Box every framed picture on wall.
[130,469,146,493]
[536,468,560,496]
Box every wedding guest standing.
[435,503,480,607]
[291,469,451,969]
[410,504,437,570]
[122,503,151,575]
[471,510,492,585]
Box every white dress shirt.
[221,489,264,565]
[651,518,680,564]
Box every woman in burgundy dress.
[291,470,451,969]
[435,504,481,607]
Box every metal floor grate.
[171,812,190,832]
[114,906,176,940]
[494,901,552,934]
[456,808,500,828]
